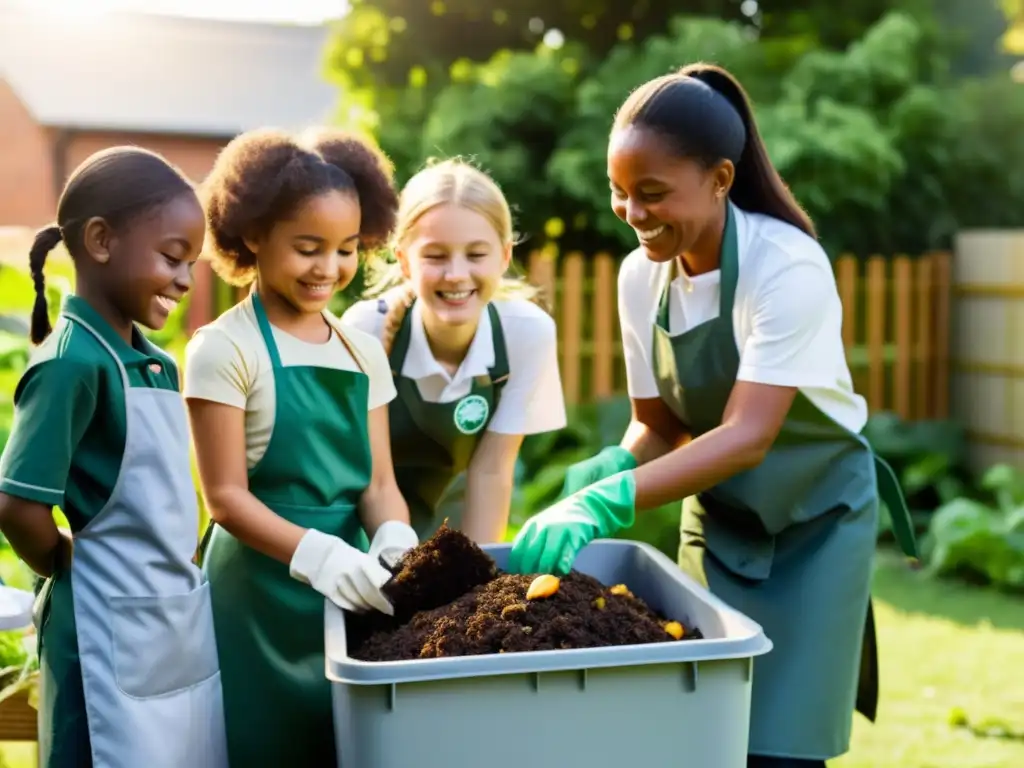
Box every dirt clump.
[349,523,702,662]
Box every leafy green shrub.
[922,463,1024,592]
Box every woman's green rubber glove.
[508,471,636,576]
[561,445,638,497]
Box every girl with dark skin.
[507,63,918,767]
[0,147,227,767]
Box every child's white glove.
[289,529,394,614]
[368,521,419,570]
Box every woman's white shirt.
[342,291,567,436]
[617,205,868,434]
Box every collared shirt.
[0,295,179,531]
[618,204,868,433]
[343,292,567,436]
[182,298,396,469]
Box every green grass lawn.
[834,549,1024,768]
[2,548,1020,768]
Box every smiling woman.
[182,126,419,767]
[504,63,920,768]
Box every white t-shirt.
[618,205,868,434]
[342,290,567,436]
[183,297,396,468]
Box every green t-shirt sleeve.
[0,358,98,507]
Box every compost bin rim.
[324,539,773,685]
[325,631,773,685]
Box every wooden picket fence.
[184,249,953,420]
[527,250,953,419]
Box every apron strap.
[718,201,740,316]
[250,293,284,370]
[483,303,509,391]
[873,453,919,560]
[62,312,131,390]
[654,202,739,331]
[655,263,673,330]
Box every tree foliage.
[325,5,1024,260]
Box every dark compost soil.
[348,523,702,662]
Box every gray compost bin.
[325,539,772,768]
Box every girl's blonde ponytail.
[380,283,417,357]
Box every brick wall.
[0,81,55,227]
[0,81,229,227]
[0,84,229,329]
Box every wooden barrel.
[951,229,1024,471]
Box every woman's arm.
[187,398,307,565]
[462,431,524,544]
[620,397,691,466]
[0,496,72,577]
[632,380,796,511]
[357,404,412,537]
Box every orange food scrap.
[609,583,633,597]
[526,574,561,600]
[663,621,684,640]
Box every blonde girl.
[343,158,567,543]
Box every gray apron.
[40,311,227,768]
[382,298,509,537]
[655,204,917,759]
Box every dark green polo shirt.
[0,296,179,532]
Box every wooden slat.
[893,255,913,419]
[560,252,584,406]
[528,248,557,312]
[914,256,934,419]
[836,254,858,349]
[591,252,615,399]
[932,251,952,418]
[866,256,887,411]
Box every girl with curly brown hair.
[182,127,418,766]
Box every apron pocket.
[109,581,220,699]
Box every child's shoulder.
[22,319,105,384]
[341,294,392,338]
[331,311,387,363]
[186,299,261,357]
[491,297,556,347]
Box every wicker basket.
[0,688,37,741]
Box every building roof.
[0,5,342,136]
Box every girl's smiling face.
[397,203,511,328]
[246,189,362,316]
[84,190,206,331]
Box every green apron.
[201,293,371,766]
[655,204,917,760]
[383,298,509,537]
